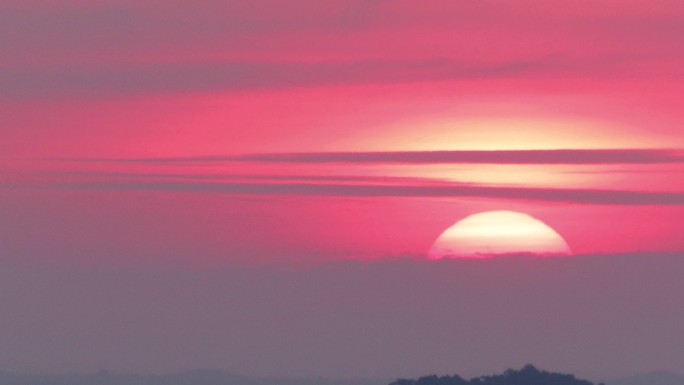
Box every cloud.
[231,149,684,165]
[1,252,683,377]
[0,57,561,100]
[56,179,684,205]
[32,149,684,207]
[39,170,455,185]
[51,149,684,165]
[1,0,681,101]
[3,51,676,101]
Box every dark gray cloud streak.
[59,179,684,205]
[40,171,453,185]
[50,149,684,165]
[0,54,665,100]
[37,148,684,206]
[224,149,684,164]
[0,57,555,100]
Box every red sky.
[1,0,684,380]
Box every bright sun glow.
[429,211,572,259]
[380,117,657,152]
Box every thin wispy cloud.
[39,170,456,185]
[1,54,672,100]
[56,179,684,205]
[49,149,684,165]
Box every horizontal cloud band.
[1,54,664,100]
[60,180,684,205]
[51,149,684,165]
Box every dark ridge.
[389,364,601,385]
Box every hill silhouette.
[390,364,600,385]
[0,365,612,385]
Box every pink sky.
[1,0,684,380]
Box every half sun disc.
[429,211,572,259]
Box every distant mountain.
[5,366,681,385]
[389,365,598,385]
[606,372,684,385]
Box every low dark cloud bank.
[0,253,682,378]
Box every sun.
[428,211,572,259]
